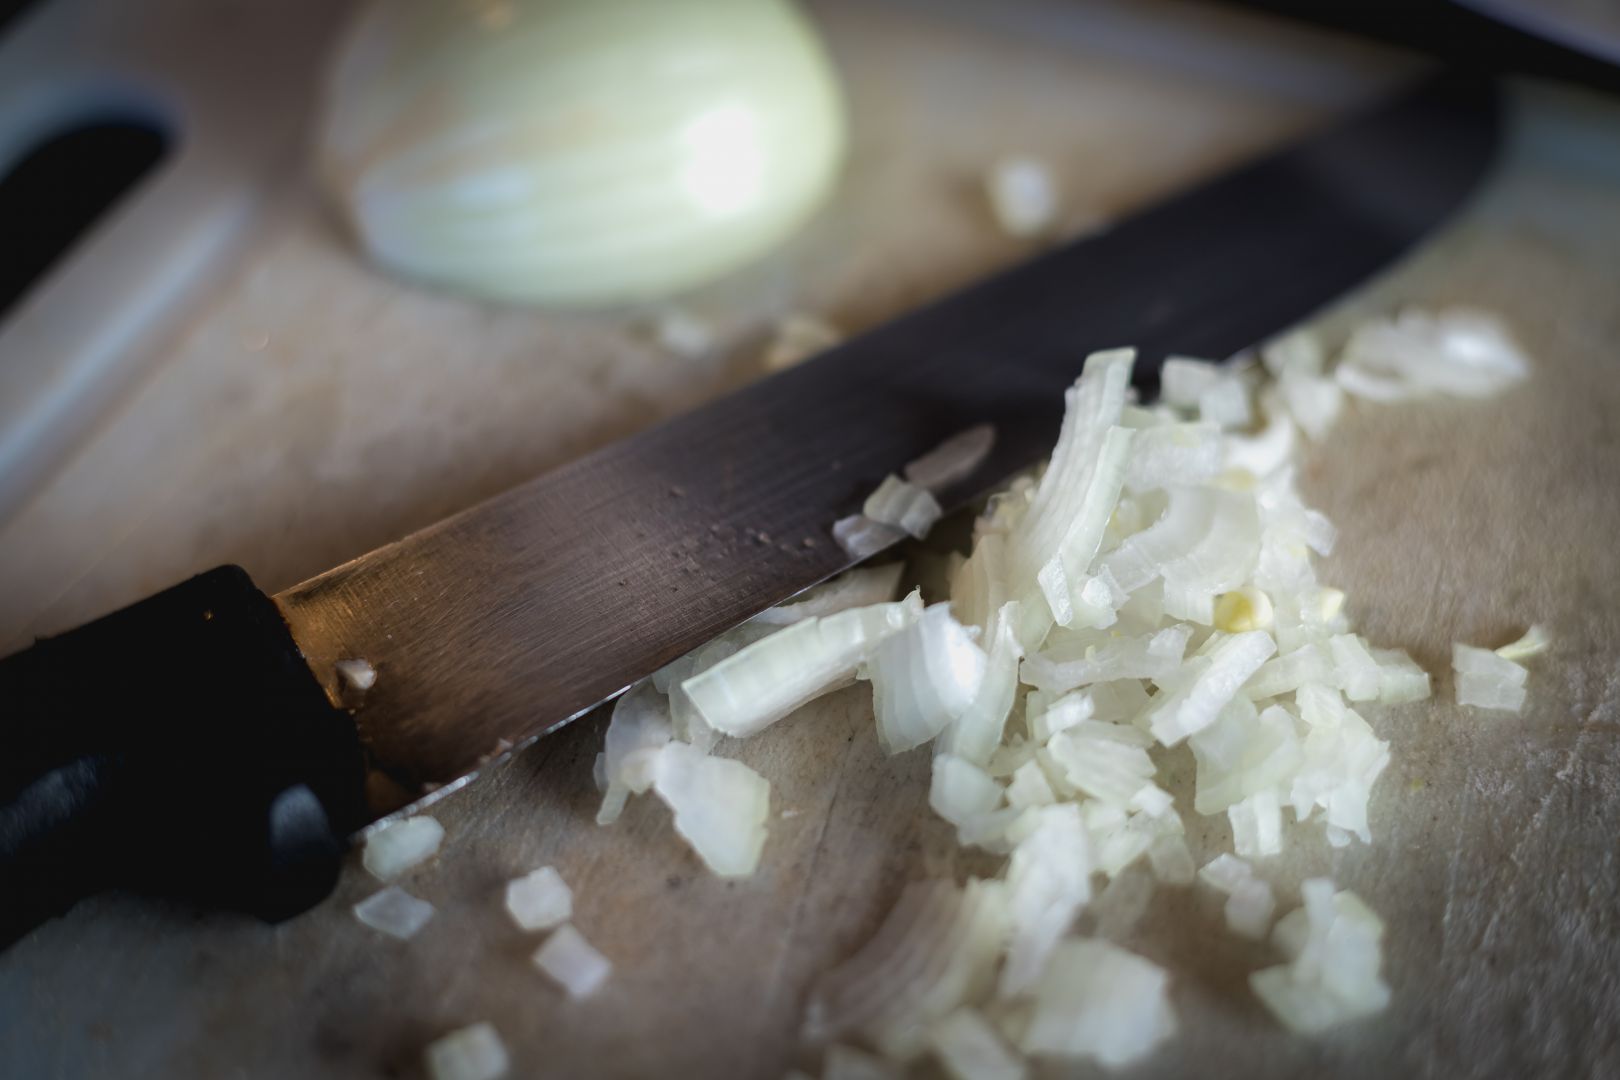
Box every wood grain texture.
[2,2,1618,1078]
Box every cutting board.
[3,1,1619,1078]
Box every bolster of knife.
[0,565,368,947]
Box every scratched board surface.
[2,1,1619,1077]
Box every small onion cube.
[985,156,1060,238]
[1197,853,1254,895]
[1228,790,1283,858]
[361,815,444,881]
[424,1022,509,1080]
[533,924,612,1000]
[864,474,944,540]
[931,754,1004,828]
[504,867,573,932]
[1224,877,1276,940]
[354,886,435,940]
[833,514,906,559]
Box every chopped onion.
[654,309,716,360]
[1146,832,1196,885]
[1261,329,1325,378]
[684,593,921,737]
[985,157,1060,239]
[939,602,1024,765]
[1225,877,1277,940]
[1005,760,1057,810]
[1250,880,1389,1033]
[867,604,989,755]
[335,657,377,693]
[1124,422,1222,494]
[999,804,1091,996]
[504,866,573,932]
[1098,487,1261,624]
[354,885,435,940]
[1214,586,1274,633]
[1028,690,1095,744]
[906,425,998,493]
[424,1022,509,1080]
[834,514,906,559]
[1244,643,1332,701]
[1453,643,1528,712]
[1227,790,1283,858]
[1044,728,1160,809]
[1007,350,1134,609]
[1495,624,1550,662]
[595,684,672,825]
[1192,702,1301,815]
[930,754,1004,828]
[1021,625,1190,694]
[651,742,770,877]
[864,474,944,540]
[1197,852,1254,893]
[765,314,843,371]
[533,924,613,1000]
[1223,410,1296,478]
[361,815,444,881]
[1276,370,1343,442]
[1286,705,1388,843]
[1160,358,1223,409]
[1329,634,1382,702]
[1336,307,1529,400]
[1376,659,1431,712]
[929,1008,1027,1080]
[1021,938,1176,1067]
[1141,631,1277,745]
[807,879,1009,1060]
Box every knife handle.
[0,566,368,948]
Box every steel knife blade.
[276,71,1500,825]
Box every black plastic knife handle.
[0,566,368,948]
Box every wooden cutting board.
[3,2,1619,1077]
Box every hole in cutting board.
[0,116,173,321]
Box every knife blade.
[0,71,1499,941]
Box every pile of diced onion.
[582,306,1544,1078]
[364,306,1544,1080]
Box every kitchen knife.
[0,72,1500,947]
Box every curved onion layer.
[868,604,989,754]
[684,593,922,737]
[319,0,846,306]
[806,879,1009,1060]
